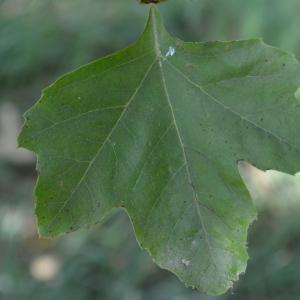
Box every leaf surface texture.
[19,7,300,295]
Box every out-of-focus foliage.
[1,0,300,299]
[1,0,300,88]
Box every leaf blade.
[19,6,300,296]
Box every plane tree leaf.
[18,6,300,296]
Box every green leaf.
[18,6,300,295]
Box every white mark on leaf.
[165,46,176,59]
[181,258,190,267]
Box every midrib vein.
[150,7,216,266]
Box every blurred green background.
[1,0,300,299]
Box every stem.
[140,0,167,4]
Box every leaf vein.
[167,61,300,154]
[151,10,217,268]
[44,59,157,231]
